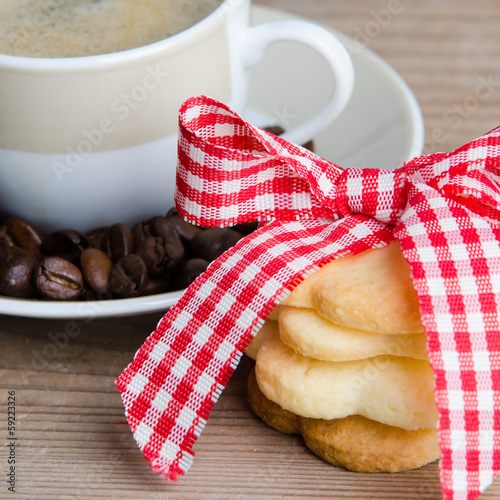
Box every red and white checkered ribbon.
[116,96,500,500]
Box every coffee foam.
[0,0,224,58]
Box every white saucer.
[0,5,423,320]
[247,6,424,168]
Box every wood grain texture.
[2,1,500,498]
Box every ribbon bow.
[116,95,500,500]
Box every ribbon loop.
[405,131,500,224]
[175,96,339,228]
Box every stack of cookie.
[246,242,440,473]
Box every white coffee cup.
[0,0,354,233]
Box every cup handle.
[241,20,354,145]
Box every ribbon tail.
[394,178,500,500]
[115,216,393,480]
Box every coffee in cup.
[0,0,224,57]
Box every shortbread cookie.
[245,243,438,473]
[282,242,423,334]
[246,319,278,360]
[248,369,440,473]
[279,306,428,361]
[255,331,437,431]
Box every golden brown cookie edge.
[247,369,440,473]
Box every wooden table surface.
[2,1,500,499]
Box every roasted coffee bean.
[101,223,135,262]
[34,256,84,300]
[131,221,147,243]
[109,254,148,298]
[264,125,285,136]
[87,226,107,249]
[2,216,42,258]
[171,258,210,290]
[165,212,202,243]
[0,237,12,262]
[0,235,31,262]
[149,216,182,240]
[133,215,180,242]
[134,216,185,275]
[80,248,112,294]
[79,285,98,301]
[131,219,154,243]
[189,227,243,261]
[136,235,184,277]
[140,275,171,296]
[135,236,166,277]
[0,207,254,301]
[264,125,315,153]
[233,221,259,236]
[0,254,39,298]
[42,229,91,264]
